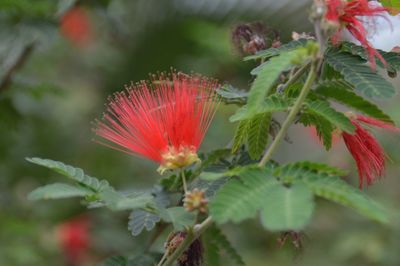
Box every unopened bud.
[184,189,208,213]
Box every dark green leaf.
[315,79,393,123]
[303,173,388,223]
[325,48,396,98]
[304,100,355,133]
[99,255,127,266]
[247,112,271,160]
[299,111,334,150]
[206,225,245,265]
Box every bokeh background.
[1,0,400,265]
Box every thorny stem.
[162,217,213,266]
[259,61,318,167]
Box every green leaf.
[244,39,308,61]
[304,100,355,133]
[230,94,293,122]
[260,183,314,231]
[299,111,335,150]
[26,157,111,192]
[325,48,396,98]
[277,161,348,178]
[203,231,221,266]
[247,112,271,160]
[99,256,127,266]
[303,173,388,223]
[210,167,279,224]
[206,225,245,265]
[128,255,156,266]
[160,207,196,230]
[128,210,161,236]
[28,183,93,200]
[232,120,250,153]
[340,41,400,72]
[315,79,393,123]
[380,0,400,14]
[244,49,307,119]
[217,85,248,105]
[98,189,154,211]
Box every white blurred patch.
[342,1,400,52]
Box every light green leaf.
[380,0,400,14]
[304,100,355,133]
[325,49,396,98]
[260,183,314,231]
[230,94,293,122]
[26,157,110,192]
[277,161,348,178]
[244,49,307,119]
[28,183,93,200]
[315,79,393,123]
[210,167,279,224]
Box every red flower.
[342,114,400,188]
[325,0,389,69]
[57,216,90,266]
[94,73,220,174]
[60,7,93,47]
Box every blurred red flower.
[57,215,90,266]
[342,114,400,188]
[94,73,220,174]
[325,0,388,69]
[60,7,93,47]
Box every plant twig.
[258,61,318,167]
[161,216,214,266]
[181,170,188,194]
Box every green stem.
[258,61,318,167]
[181,169,188,194]
[162,217,214,266]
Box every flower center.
[157,145,200,174]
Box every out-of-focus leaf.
[244,39,308,61]
[160,207,196,230]
[26,157,111,192]
[99,255,127,266]
[128,210,161,236]
[28,183,93,200]
[260,183,314,231]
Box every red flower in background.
[94,73,220,174]
[342,114,400,188]
[324,0,389,69]
[61,7,93,47]
[57,215,90,266]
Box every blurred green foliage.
[1,0,400,265]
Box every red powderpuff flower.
[60,7,93,47]
[94,73,220,174]
[57,216,90,266]
[324,0,389,69]
[342,114,400,188]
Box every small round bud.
[183,189,208,213]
